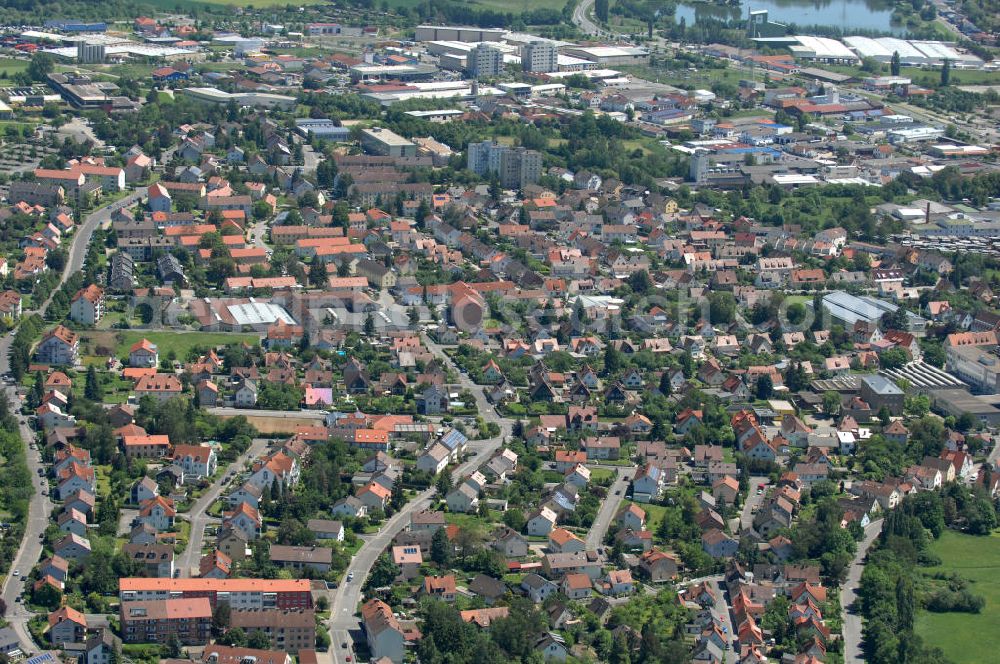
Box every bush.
[925,588,985,613]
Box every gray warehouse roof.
[861,374,904,395]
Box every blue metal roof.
[26,654,58,664]
[441,429,468,450]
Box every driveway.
[302,145,321,173]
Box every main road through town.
[0,187,145,656]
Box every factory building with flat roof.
[561,46,650,66]
[361,127,417,158]
[415,25,505,42]
[821,290,927,335]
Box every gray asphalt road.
[586,468,631,549]
[302,145,320,173]
[711,577,739,663]
[0,188,148,656]
[0,375,53,657]
[572,0,601,36]
[739,476,769,533]
[176,438,270,575]
[327,334,514,664]
[841,519,884,664]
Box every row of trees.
[860,494,954,664]
[860,487,998,664]
[0,393,32,578]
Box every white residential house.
[128,339,159,368]
[69,285,104,325]
[234,380,258,408]
[527,506,558,536]
[446,482,479,513]
[171,444,218,479]
[416,443,450,475]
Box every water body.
[674,0,905,35]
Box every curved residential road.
[67,189,147,281]
[842,518,884,664]
[0,186,147,656]
[573,0,602,36]
[585,467,631,549]
[176,437,270,576]
[327,334,515,664]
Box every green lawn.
[444,512,494,530]
[628,501,666,533]
[469,0,567,11]
[916,530,1000,664]
[590,467,615,483]
[116,331,259,359]
[0,58,28,76]
[95,465,112,499]
[173,520,192,555]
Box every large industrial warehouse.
[845,36,966,65]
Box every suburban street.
[677,576,738,663]
[0,187,147,657]
[739,476,770,533]
[841,518,885,664]
[585,467,631,549]
[68,188,148,278]
[0,365,54,657]
[176,437,271,575]
[302,145,320,173]
[327,332,514,664]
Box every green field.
[470,0,567,10]
[376,0,567,10]
[823,64,1000,88]
[0,58,28,77]
[119,331,259,358]
[143,0,328,8]
[916,530,1000,664]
